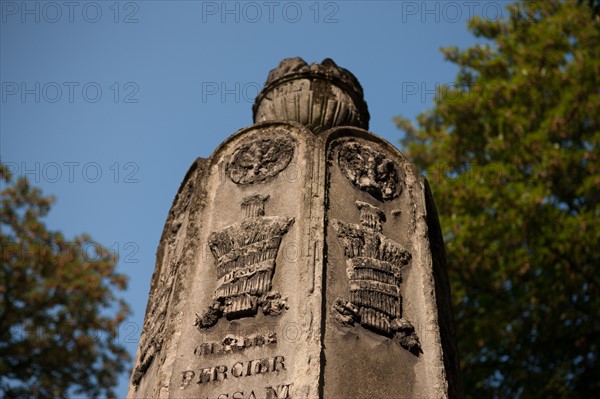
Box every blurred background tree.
[396,0,599,397]
[0,163,130,398]
[580,0,600,17]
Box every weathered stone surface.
[127,58,460,399]
[226,133,295,185]
[253,58,370,133]
[322,129,459,398]
[338,140,404,201]
[195,194,295,329]
[330,199,420,354]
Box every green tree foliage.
[580,0,600,17]
[396,1,599,397]
[0,164,130,398]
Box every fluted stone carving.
[253,57,370,133]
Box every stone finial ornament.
[253,57,370,133]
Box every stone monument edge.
[423,177,463,399]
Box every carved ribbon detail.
[331,201,421,355]
[196,195,294,330]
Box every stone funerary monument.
[127,58,460,399]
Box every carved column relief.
[331,201,421,355]
[329,138,421,355]
[196,195,295,330]
[195,132,297,330]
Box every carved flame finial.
[253,57,370,133]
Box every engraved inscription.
[184,384,293,399]
[266,384,293,399]
[180,356,286,387]
[194,333,277,357]
[338,140,404,201]
[227,133,295,185]
[196,195,295,330]
[181,370,195,389]
[332,201,421,355]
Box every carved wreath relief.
[196,195,295,330]
[338,141,404,201]
[226,133,294,185]
[332,201,421,355]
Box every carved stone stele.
[127,58,461,399]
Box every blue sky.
[1,1,504,396]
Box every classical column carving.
[195,195,295,330]
[332,200,421,355]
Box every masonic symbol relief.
[331,201,421,355]
[196,195,295,330]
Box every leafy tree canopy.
[580,0,600,17]
[0,163,130,398]
[396,0,599,397]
